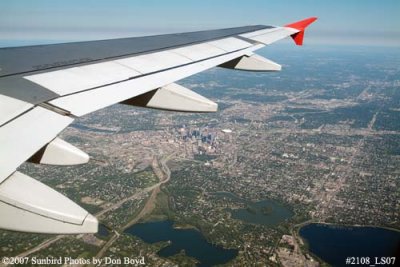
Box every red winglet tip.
[285,17,317,46]
[285,17,318,30]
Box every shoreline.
[298,221,400,233]
[294,221,400,266]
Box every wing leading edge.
[0,17,317,234]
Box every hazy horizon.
[1,0,399,47]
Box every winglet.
[285,17,317,46]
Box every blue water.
[125,220,238,267]
[213,192,293,226]
[300,223,400,267]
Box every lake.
[213,191,294,226]
[125,220,238,267]
[300,223,400,267]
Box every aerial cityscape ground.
[1,44,399,266]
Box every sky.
[0,0,399,47]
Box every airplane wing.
[0,17,317,234]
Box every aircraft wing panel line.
[206,37,252,52]
[0,107,74,182]
[0,25,270,78]
[48,42,261,101]
[240,27,299,45]
[23,37,254,97]
[48,44,265,117]
[169,43,227,61]
[115,50,193,75]
[24,61,142,96]
[0,94,34,126]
